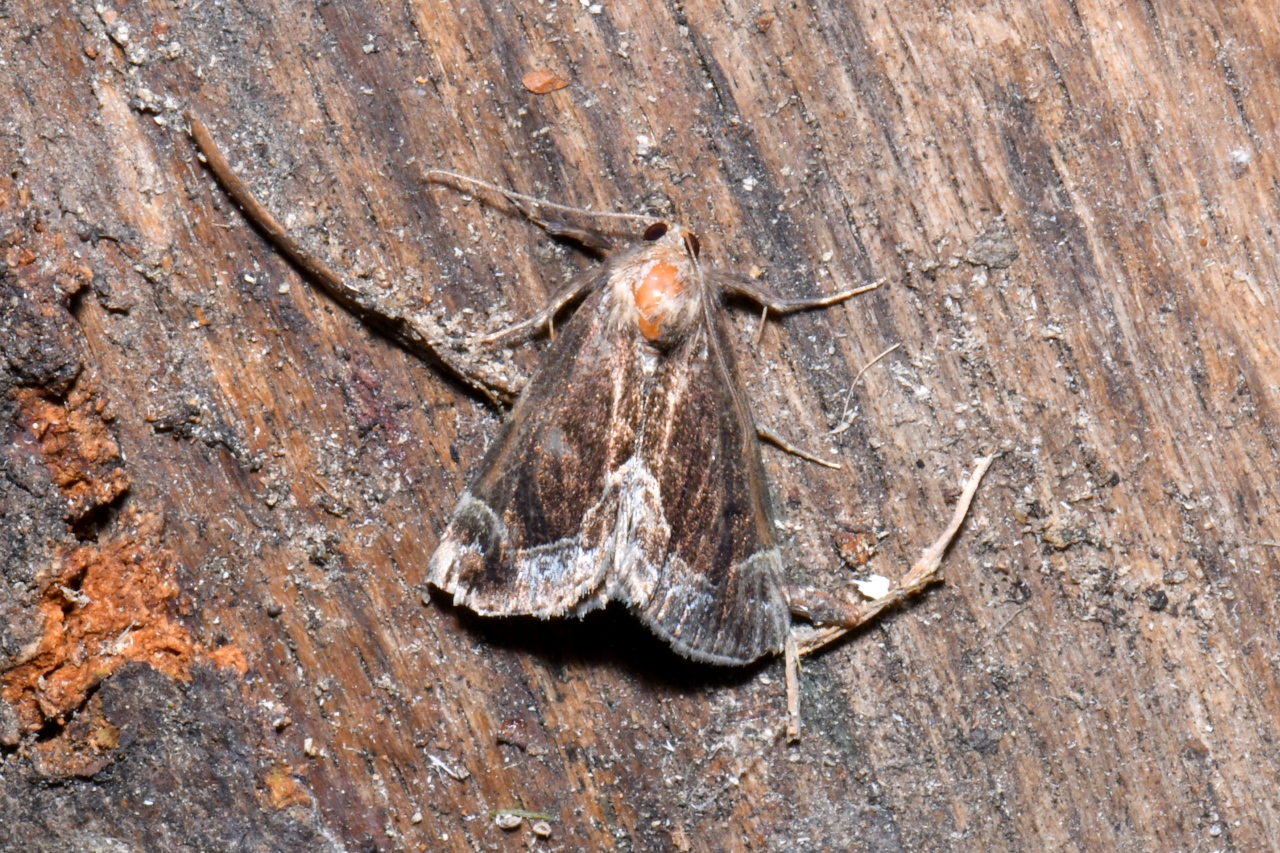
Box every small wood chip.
[521,69,570,94]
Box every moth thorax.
[608,235,701,347]
[633,260,684,342]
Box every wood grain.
[3,0,1279,849]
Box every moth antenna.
[184,113,523,406]
[425,169,659,226]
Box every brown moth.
[426,217,854,665]
[186,115,993,733]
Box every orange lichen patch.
[14,382,130,520]
[30,691,121,779]
[834,527,878,567]
[521,69,570,94]
[633,260,684,341]
[3,227,93,287]
[209,644,250,677]
[262,765,313,810]
[1,527,196,730]
[1,509,248,734]
[4,216,125,523]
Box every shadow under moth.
[187,114,993,737]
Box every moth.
[187,115,992,734]
[426,209,859,665]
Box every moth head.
[609,221,704,347]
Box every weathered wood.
[3,0,1279,850]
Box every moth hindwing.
[429,220,847,665]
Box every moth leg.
[755,422,841,470]
[186,114,520,405]
[785,632,802,741]
[788,454,997,658]
[468,267,602,348]
[713,270,883,317]
[502,204,614,254]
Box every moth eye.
[685,232,701,258]
[643,222,669,241]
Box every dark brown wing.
[617,296,790,665]
[427,279,647,617]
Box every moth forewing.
[425,275,645,618]
[625,290,791,664]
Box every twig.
[785,454,994,739]
[793,453,997,658]
[427,753,470,781]
[980,603,1029,648]
[491,808,557,822]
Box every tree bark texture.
[2,1,1279,850]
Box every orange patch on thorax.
[632,260,684,341]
